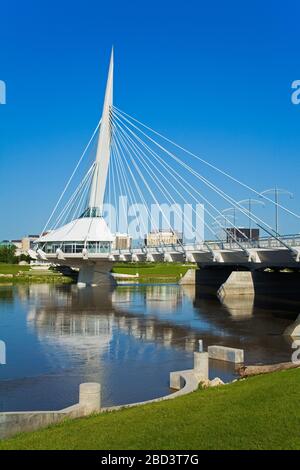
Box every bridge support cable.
[112,113,255,250]
[112,112,253,250]
[110,140,129,234]
[113,124,228,260]
[112,127,161,237]
[111,135,151,240]
[133,133,249,248]
[113,123,196,254]
[116,124,251,253]
[112,126,163,241]
[40,120,101,236]
[112,108,277,236]
[113,117,254,254]
[112,117,226,248]
[112,109,295,252]
[114,121,251,256]
[113,121,214,251]
[54,164,95,228]
[36,163,98,251]
[71,167,96,221]
[113,127,178,240]
[113,125,186,250]
[111,138,149,238]
[52,163,96,230]
[110,139,118,220]
[106,141,112,229]
[113,106,300,223]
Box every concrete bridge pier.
[195,267,238,297]
[77,261,116,287]
[194,267,300,299]
[218,271,254,298]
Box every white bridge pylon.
[34,49,116,286]
[88,48,113,214]
[31,49,300,286]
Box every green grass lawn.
[0,263,30,274]
[0,263,72,283]
[1,369,300,450]
[113,263,195,282]
[0,263,193,284]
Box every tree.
[0,245,17,263]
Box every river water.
[0,283,298,411]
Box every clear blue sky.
[1,0,300,239]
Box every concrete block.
[208,345,244,363]
[79,382,101,413]
[170,371,185,390]
[193,352,209,380]
[209,377,224,387]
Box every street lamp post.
[237,198,265,240]
[213,214,234,241]
[260,187,293,236]
[222,208,237,243]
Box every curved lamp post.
[260,187,293,236]
[237,198,265,240]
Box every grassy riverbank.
[0,262,192,284]
[0,263,31,275]
[112,263,195,283]
[0,263,72,284]
[1,369,299,450]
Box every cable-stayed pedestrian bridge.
[36,235,300,267]
[29,49,300,290]
[114,234,300,266]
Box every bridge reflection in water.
[0,283,298,411]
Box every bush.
[18,253,31,263]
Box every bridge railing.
[205,234,300,250]
[112,234,300,257]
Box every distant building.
[0,240,16,247]
[0,239,22,257]
[11,239,22,251]
[226,227,259,243]
[145,230,183,247]
[21,235,40,252]
[112,233,132,250]
[0,235,41,256]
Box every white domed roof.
[38,217,114,243]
